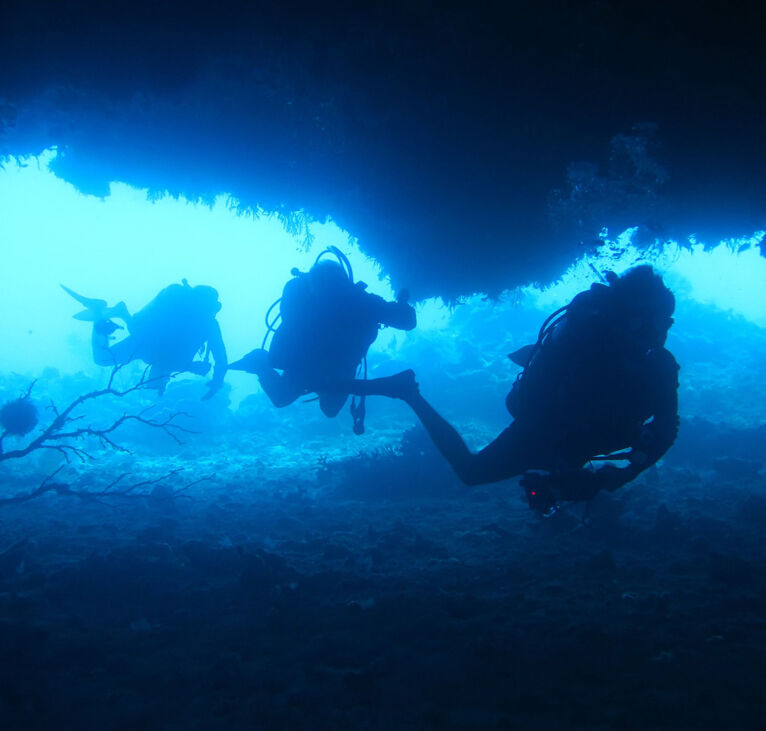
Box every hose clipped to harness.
[314,245,354,282]
[350,356,368,435]
[262,297,283,350]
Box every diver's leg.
[187,361,212,376]
[410,392,528,485]
[147,365,171,395]
[92,326,135,367]
[342,370,423,398]
[113,301,131,326]
[407,390,482,485]
[318,392,348,417]
[258,368,303,408]
[347,369,481,479]
[371,370,528,486]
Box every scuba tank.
[505,303,570,419]
[505,274,618,420]
[261,246,355,350]
[262,246,369,434]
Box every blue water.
[1,152,765,729]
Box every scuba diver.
[229,247,416,433]
[62,280,228,399]
[382,265,679,513]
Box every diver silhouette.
[383,265,679,513]
[229,247,416,433]
[62,280,228,399]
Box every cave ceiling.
[1,0,764,297]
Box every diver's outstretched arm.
[605,349,680,490]
[380,300,417,331]
[202,320,228,400]
[368,291,417,331]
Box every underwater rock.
[670,419,766,470]
[322,543,354,562]
[129,618,152,633]
[585,549,616,574]
[238,550,291,595]
[585,492,626,526]
[145,483,179,514]
[707,552,753,587]
[621,591,670,614]
[712,457,763,481]
[650,649,675,664]
[207,653,245,693]
[737,495,766,526]
[181,540,239,575]
[0,540,28,579]
[653,504,682,535]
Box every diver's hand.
[559,466,625,498]
[188,361,212,376]
[522,467,617,509]
[559,469,607,501]
[94,319,123,336]
[202,379,223,401]
[521,470,560,514]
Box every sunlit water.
[1,149,764,477]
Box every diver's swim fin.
[229,348,270,374]
[60,285,129,322]
[508,343,536,368]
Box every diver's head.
[191,285,222,315]
[308,260,350,292]
[609,265,675,349]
